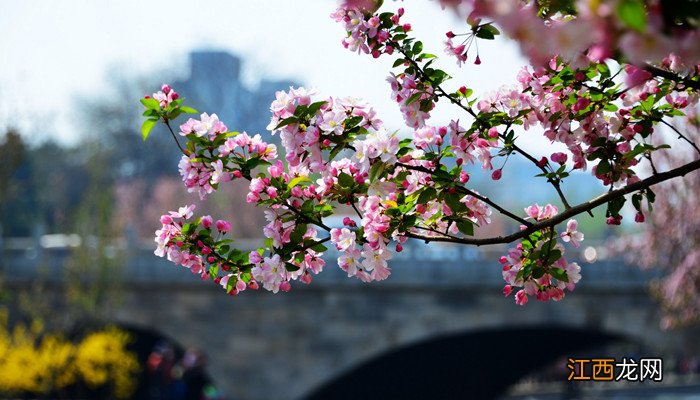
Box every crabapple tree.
[142,0,700,308]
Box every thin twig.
[659,119,700,155]
[396,162,532,227]
[164,120,187,154]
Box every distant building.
[173,50,299,141]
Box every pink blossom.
[560,219,584,247]
[515,290,529,305]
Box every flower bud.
[216,220,231,233]
[280,281,292,292]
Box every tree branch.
[404,158,700,246]
[644,64,700,91]
[396,162,533,227]
[658,119,700,155]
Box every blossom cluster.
[440,0,700,69]
[143,0,700,309]
[331,4,407,58]
[501,204,584,305]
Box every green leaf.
[179,106,199,114]
[481,24,500,36]
[412,41,423,55]
[141,119,157,141]
[550,267,569,283]
[140,97,161,110]
[337,172,354,188]
[405,92,423,106]
[392,58,406,68]
[475,27,495,40]
[369,161,385,183]
[288,176,310,189]
[416,187,437,205]
[456,220,474,236]
[274,116,299,130]
[617,0,647,32]
[306,101,326,116]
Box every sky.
[0,0,529,146]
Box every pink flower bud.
[216,220,231,233]
[491,169,502,180]
[402,23,411,32]
[446,31,456,38]
[396,243,403,252]
[398,7,404,16]
[488,127,499,138]
[474,55,481,65]
[266,187,278,198]
[343,217,357,227]
[459,171,470,184]
[503,285,513,297]
[280,281,292,292]
[207,256,215,263]
[170,91,179,100]
[606,215,622,225]
[161,84,171,94]
[515,290,528,305]
[301,273,312,284]
[635,212,645,223]
[248,280,259,290]
[201,215,213,229]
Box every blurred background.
[1,1,699,399]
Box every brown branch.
[396,162,532,227]
[644,64,700,91]
[404,158,700,246]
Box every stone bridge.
[2,235,698,399]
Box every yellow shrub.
[0,311,139,399]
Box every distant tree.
[0,129,27,234]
